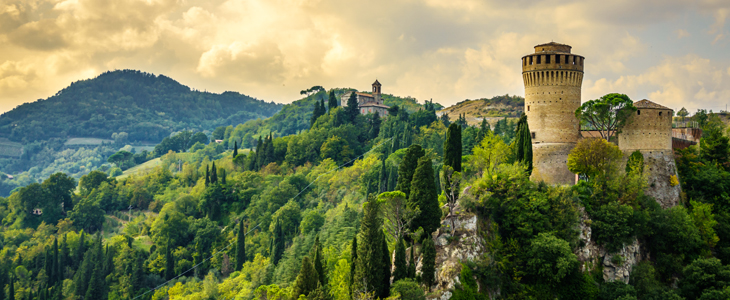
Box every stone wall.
[619,108,673,151]
[531,143,576,185]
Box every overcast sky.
[0,0,729,114]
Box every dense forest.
[0,70,282,143]
[0,86,729,300]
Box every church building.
[340,80,390,116]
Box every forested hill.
[0,70,282,143]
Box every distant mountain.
[0,70,282,143]
[438,94,524,125]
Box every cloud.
[585,54,730,112]
[676,29,690,39]
[0,0,729,113]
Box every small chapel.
[340,80,390,116]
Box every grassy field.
[116,157,163,179]
[0,138,22,157]
[65,137,113,145]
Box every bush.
[390,279,425,300]
[592,202,636,253]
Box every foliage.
[575,93,637,141]
[390,279,425,300]
[513,113,533,174]
[408,156,440,235]
[526,233,578,285]
[421,236,437,290]
[568,138,623,180]
[592,202,636,252]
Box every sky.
[0,0,729,114]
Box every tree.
[345,92,359,122]
[396,145,426,198]
[700,116,730,166]
[349,236,357,296]
[68,196,105,232]
[440,166,461,233]
[679,257,730,300]
[393,238,408,282]
[328,90,339,110]
[320,135,353,165]
[527,233,579,285]
[452,263,478,300]
[271,219,285,265]
[311,99,325,127]
[236,220,246,271]
[233,141,238,158]
[626,150,644,173]
[165,239,175,280]
[380,231,392,298]
[444,123,462,172]
[79,170,113,196]
[407,245,416,279]
[409,156,441,234]
[477,118,491,143]
[567,138,623,180]
[353,196,386,297]
[514,113,533,174]
[378,159,388,193]
[378,191,416,242]
[312,236,327,289]
[421,236,436,290]
[293,256,319,297]
[678,107,689,122]
[575,93,637,141]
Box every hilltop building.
[521,42,584,185]
[341,80,390,116]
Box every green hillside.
[0,69,282,143]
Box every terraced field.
[0,138,22,157]
[65,137,113,145]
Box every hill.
[438,94,524,125]
[0,69,282,143]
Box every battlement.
[522,43,584,72]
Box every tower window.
[637,110,641,115]
[556,55,560,64]
[659,112,662,116]
[531,132,536,139]
[529,56,533,65]
[546,55,551,64]
[537,55,542,64]
[528,106,530,111]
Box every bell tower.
[372,79,382,104]
[521,42,584,184]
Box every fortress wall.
[619,108,673,151]
[531,143,576,185]
[524,84,582,143]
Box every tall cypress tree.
[378,159,388,193]
[379,231,391,299]
[422,237,437,291]
[205,165,210,186]
[311,100,324,127]
[409,156,440,234]
[0,269,6,300]
[353,195,384,297]
[73,251,92,299]
[396,145,425,199]
[165,240,175,281]
[514,113,533,175]
[233,141,238,158]
[387,166,398,192]
[131,252,143,292]
[271,220,285,265]
[444,123,463,172]
[349,236,357,296]
[210,163,218,184]
[8,273,14,300]
[345,92,359,122]
[293,256,319,297]
[393,238,407,282]
[236,220,246,271]
[52,239,59,286]
[83,236,104,300]
[477,118,491,143]
[312,236,327,288]
[328,90,338,110]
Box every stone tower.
[619,99,680,208]
[522,42,584,185]
[372,79,382,103]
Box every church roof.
[356,92,374,98]
[373,79,381,86]
[634,99,672,110]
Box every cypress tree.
[165,240,175,280]
[233,141,238,158]
[265,134,275,165]
[103,246,114,277]
[312,236,327,288]
[293,256,319,297]
[349,236,357,296]
[444,123,463,172]
[255,136,265,169]
[409,156,441,234]
[387,166,398,192]
[0,271,6,300]
[393,238,407,282]
[396,145,425,199]
[514,113,533,174]
[311,100,323,127]
[44,248,52,287]
[390,137,399,154]
[60,235,68,283]
[131,252,143,291]
[271,220,284,265]
[52,239,59,286]
[210,163,218,184]
[422,237,437,291]
[236,220,246,271]
[328,90,338,110]
[7,274,12,300]
[73,251,92,299]
[379,231,391,299]
[378,158,388,194]
[205,165,210,186]
[353,196,384,297]
[477,118,491,143]
[345,92,359,122]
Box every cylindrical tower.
[522,42,584,184]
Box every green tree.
[568,138,623,180]
[165,239,175,280]
[328,90,338,110]
[452,263,478,300]
[379,158,388,193]
[700,116,729,165]
[79,170,113,196]
[678,107,689,122]
[378,191,415,242]
[391,279,425,300]
[233,141,238,158]
[393,238,408,282]
[680,257,730,300]
[320,136,353,165]
[271,219,285,265]
[8,273,14,300]
[690,201,720,250]
[353,196,385,297]
[592,202,636,252]
[396,145,426,199]
[345,92,359,122]
[575,93,637,141]
[380,231,392,298]
[513,113,533,174]
[409,156,440,234]
[312,236,327,289]
[421,236,436,290]
[349,236,357,296]
[68,196,105,232]
[408,246,416,279]
[527,233,579,285]
[444,123,462,172]
[293,256,319,298]
[236,220,246,271]
[477,118,491,144]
